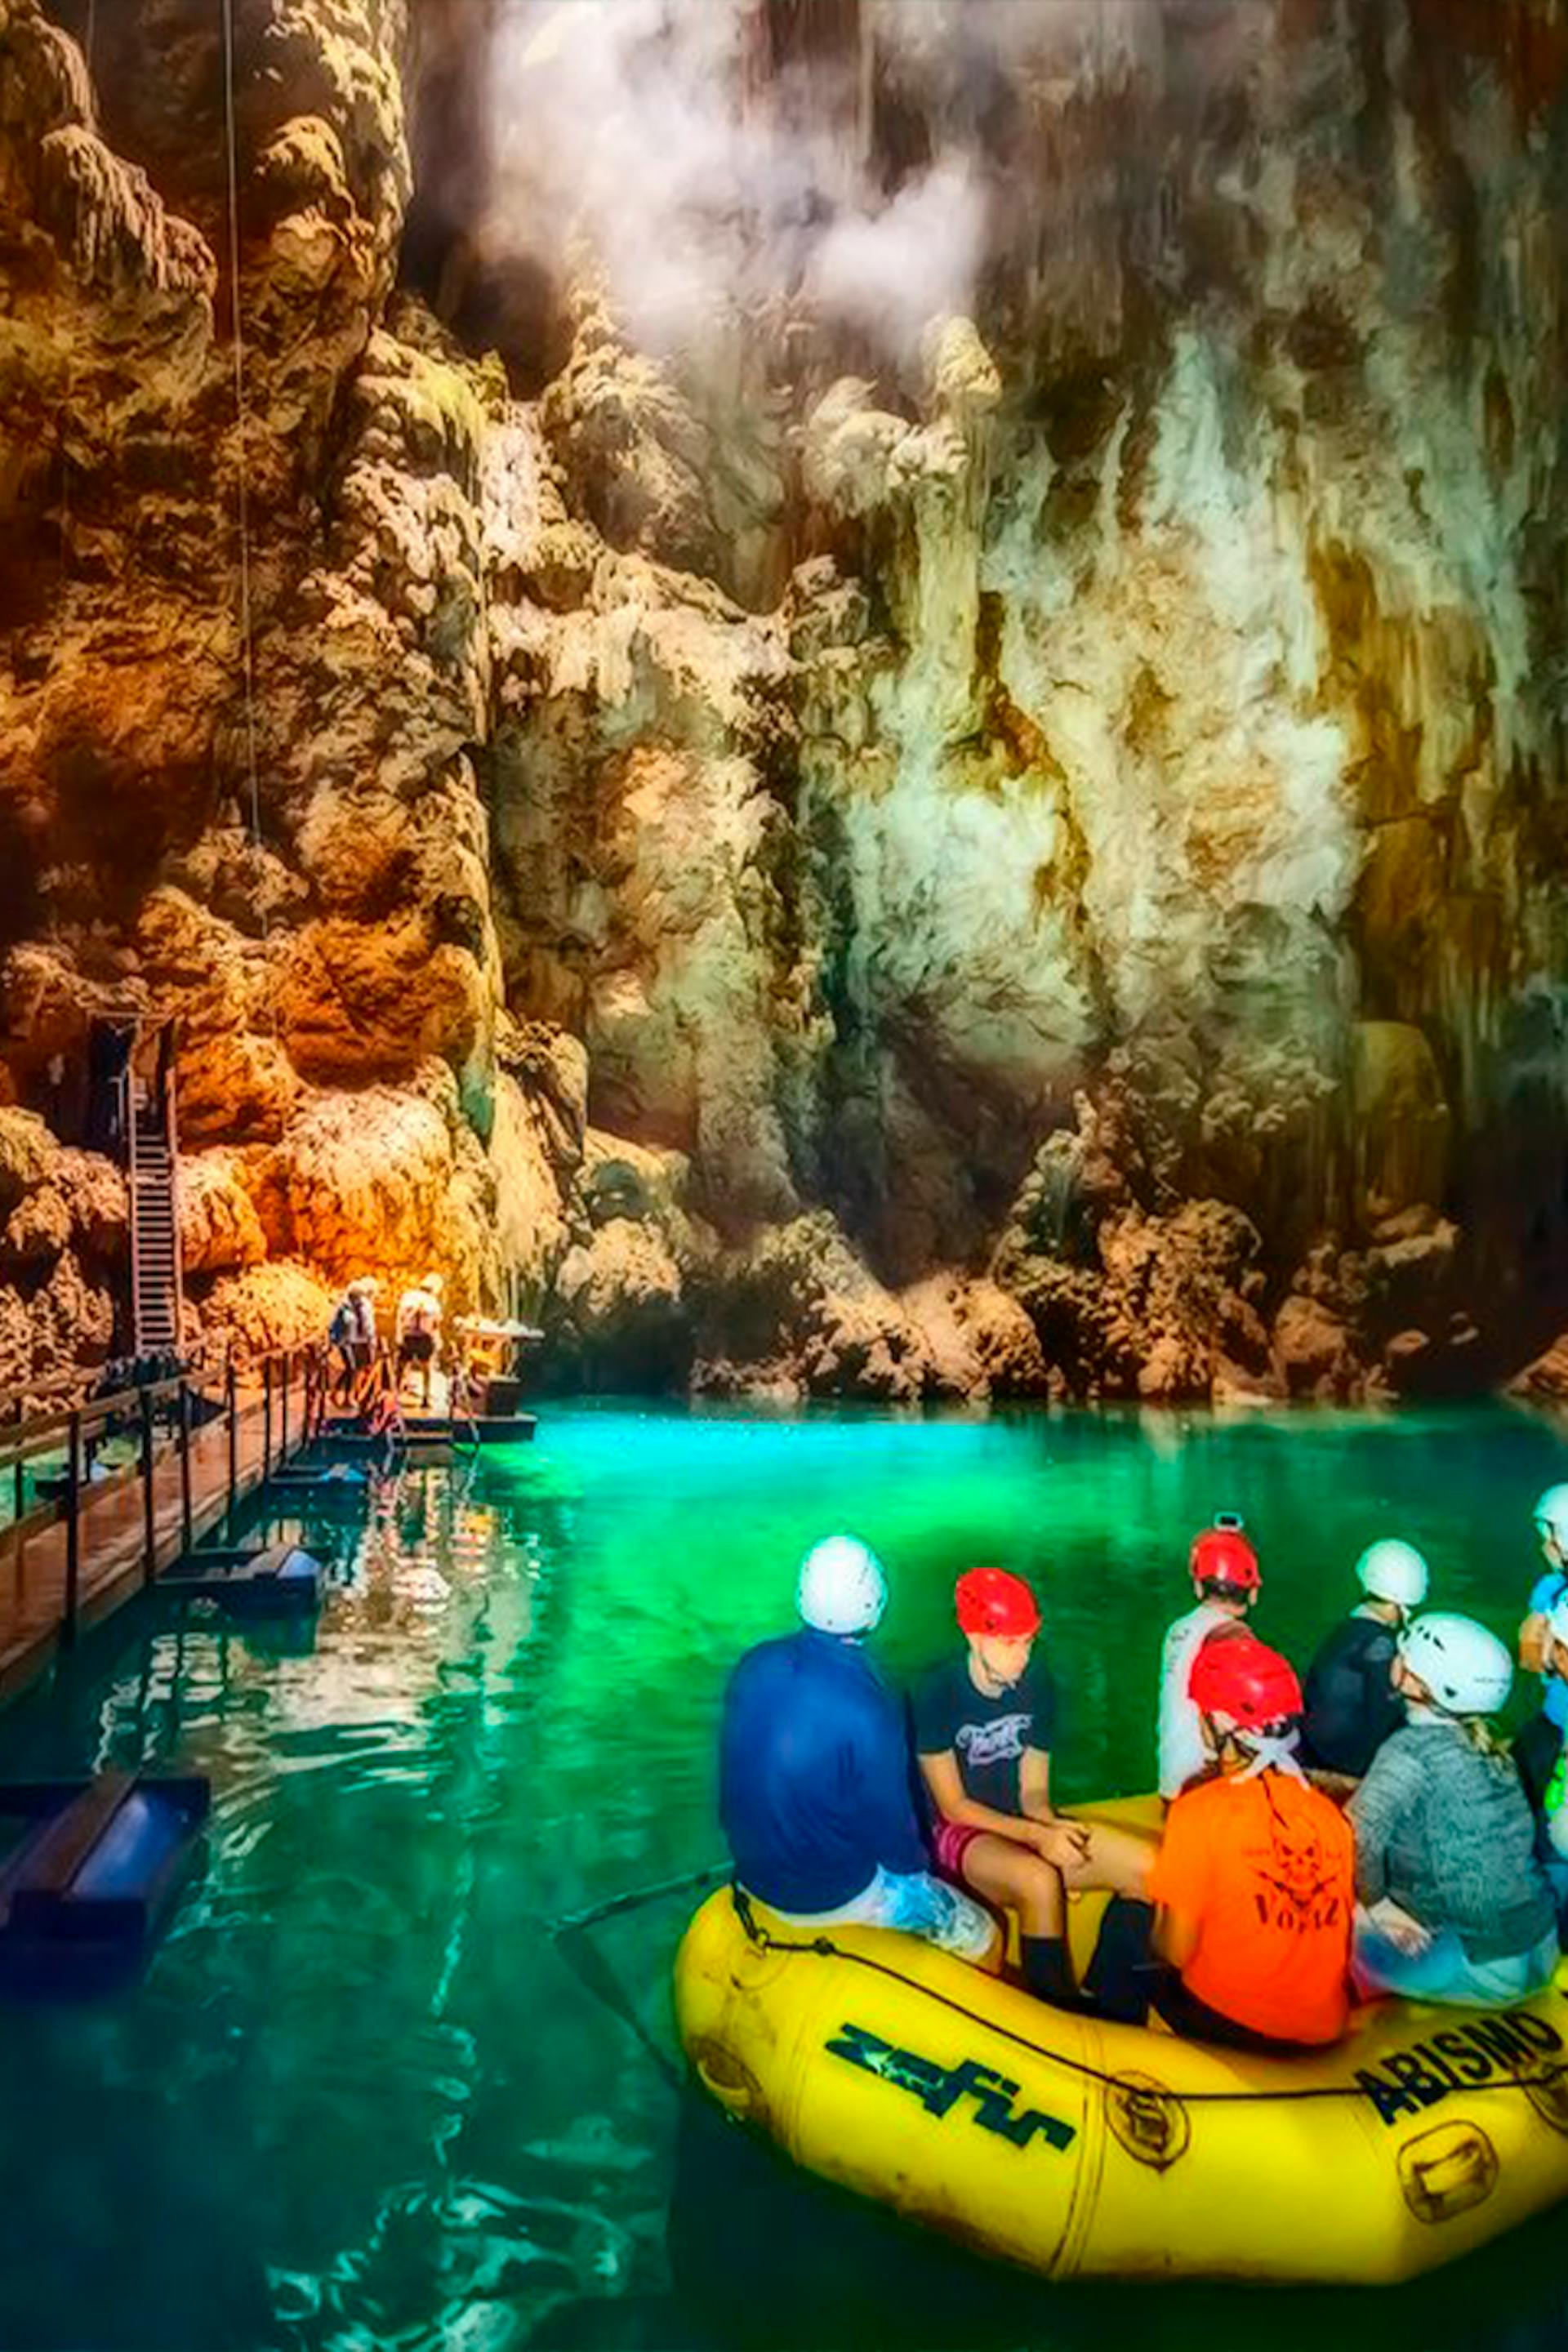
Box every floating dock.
[0,1345,331,1708]
[0,1771,211,1998]
[261,1463,372,1506]
[318,1414,537,1450]
[161,1542,325,1617]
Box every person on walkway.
[913,1566,1154,2009]
[1349,1613,1558,2007]
[1087,1636,1354,2049]
[396,1272,444,1408]
[1300,1539,1429,1784]
[1158,1517,1260,1801]
[719,1537,996,1962]
[328,1276,378,1408]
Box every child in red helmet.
[1087,1633,1354,2048]
[1157,1517,1261,1801]
[912,1567,1156,2009]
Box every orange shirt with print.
[1149,1771,1354,2045]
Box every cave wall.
[0,0,1564,1402]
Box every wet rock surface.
[0,0,1565,1400]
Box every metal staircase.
[128,1061,184,1357]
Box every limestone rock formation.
[0,0,1565,1404]
[692,1212,938,1405]
[179,1149,266,1276]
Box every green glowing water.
[2,1402,1568,2350]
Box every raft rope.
[729,1886,1568,2111]
[551,1864,733,1943]
[219,0,264,866]
[548,1866,733,2096]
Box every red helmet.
[956,1566,1041,1640]
[1189,1523,1260,1592]
[1189,1633,1301,1730]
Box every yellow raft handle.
[696,2052,755,2115]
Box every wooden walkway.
[0,1379,310,1706]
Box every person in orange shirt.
[1085,1634,1354,2050]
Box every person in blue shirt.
[1517,1486,1568,1732]
[719,1536,996,1961]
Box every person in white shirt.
[395,1272,444,1407]
[1157,1517,1261,1800]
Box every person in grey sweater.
[1348,1613,1559,2007]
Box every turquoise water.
[3,1402,1568,2348]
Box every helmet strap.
[1230,1725,1306,1783]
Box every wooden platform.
[0,1771,211,1997]
[318,1413,537,1450]
[262,1464,371,1503]
[161,1542,325,1617]
[0,1381,300,1706]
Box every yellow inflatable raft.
[675,1804,1568,2285]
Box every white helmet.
[1356,1539,1430,1611]
[796,1535,887,1636]
[1399,1612,1513,1717]
[1535,1485,1568,1552]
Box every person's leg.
[951,1833,1062,1935]
[782,1868,997,1967]
[1152,1971,1307,2055]
[866,1869,1000,1966]
[1057,1819,1158,1902]
[947,1831,1073,2002]
[1080,1895,1160,2024]
[1421,1927,1561,2010]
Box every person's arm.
[1019,1744,1051,1820]
[1346,1743,1419,1908]
[918,1748,1086,1866]
[1521,1614,1552,1675]
[1018,1747,1091,1860]
[1018,1664,1062,1822]
[854,1691,930,1878]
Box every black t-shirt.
[911,1655,1058,1816]
[1300,1612,1401,1779]
[1515,1708,1562,1820]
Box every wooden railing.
[0,1343,331,1650]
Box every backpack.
[329,1301,354,1346]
